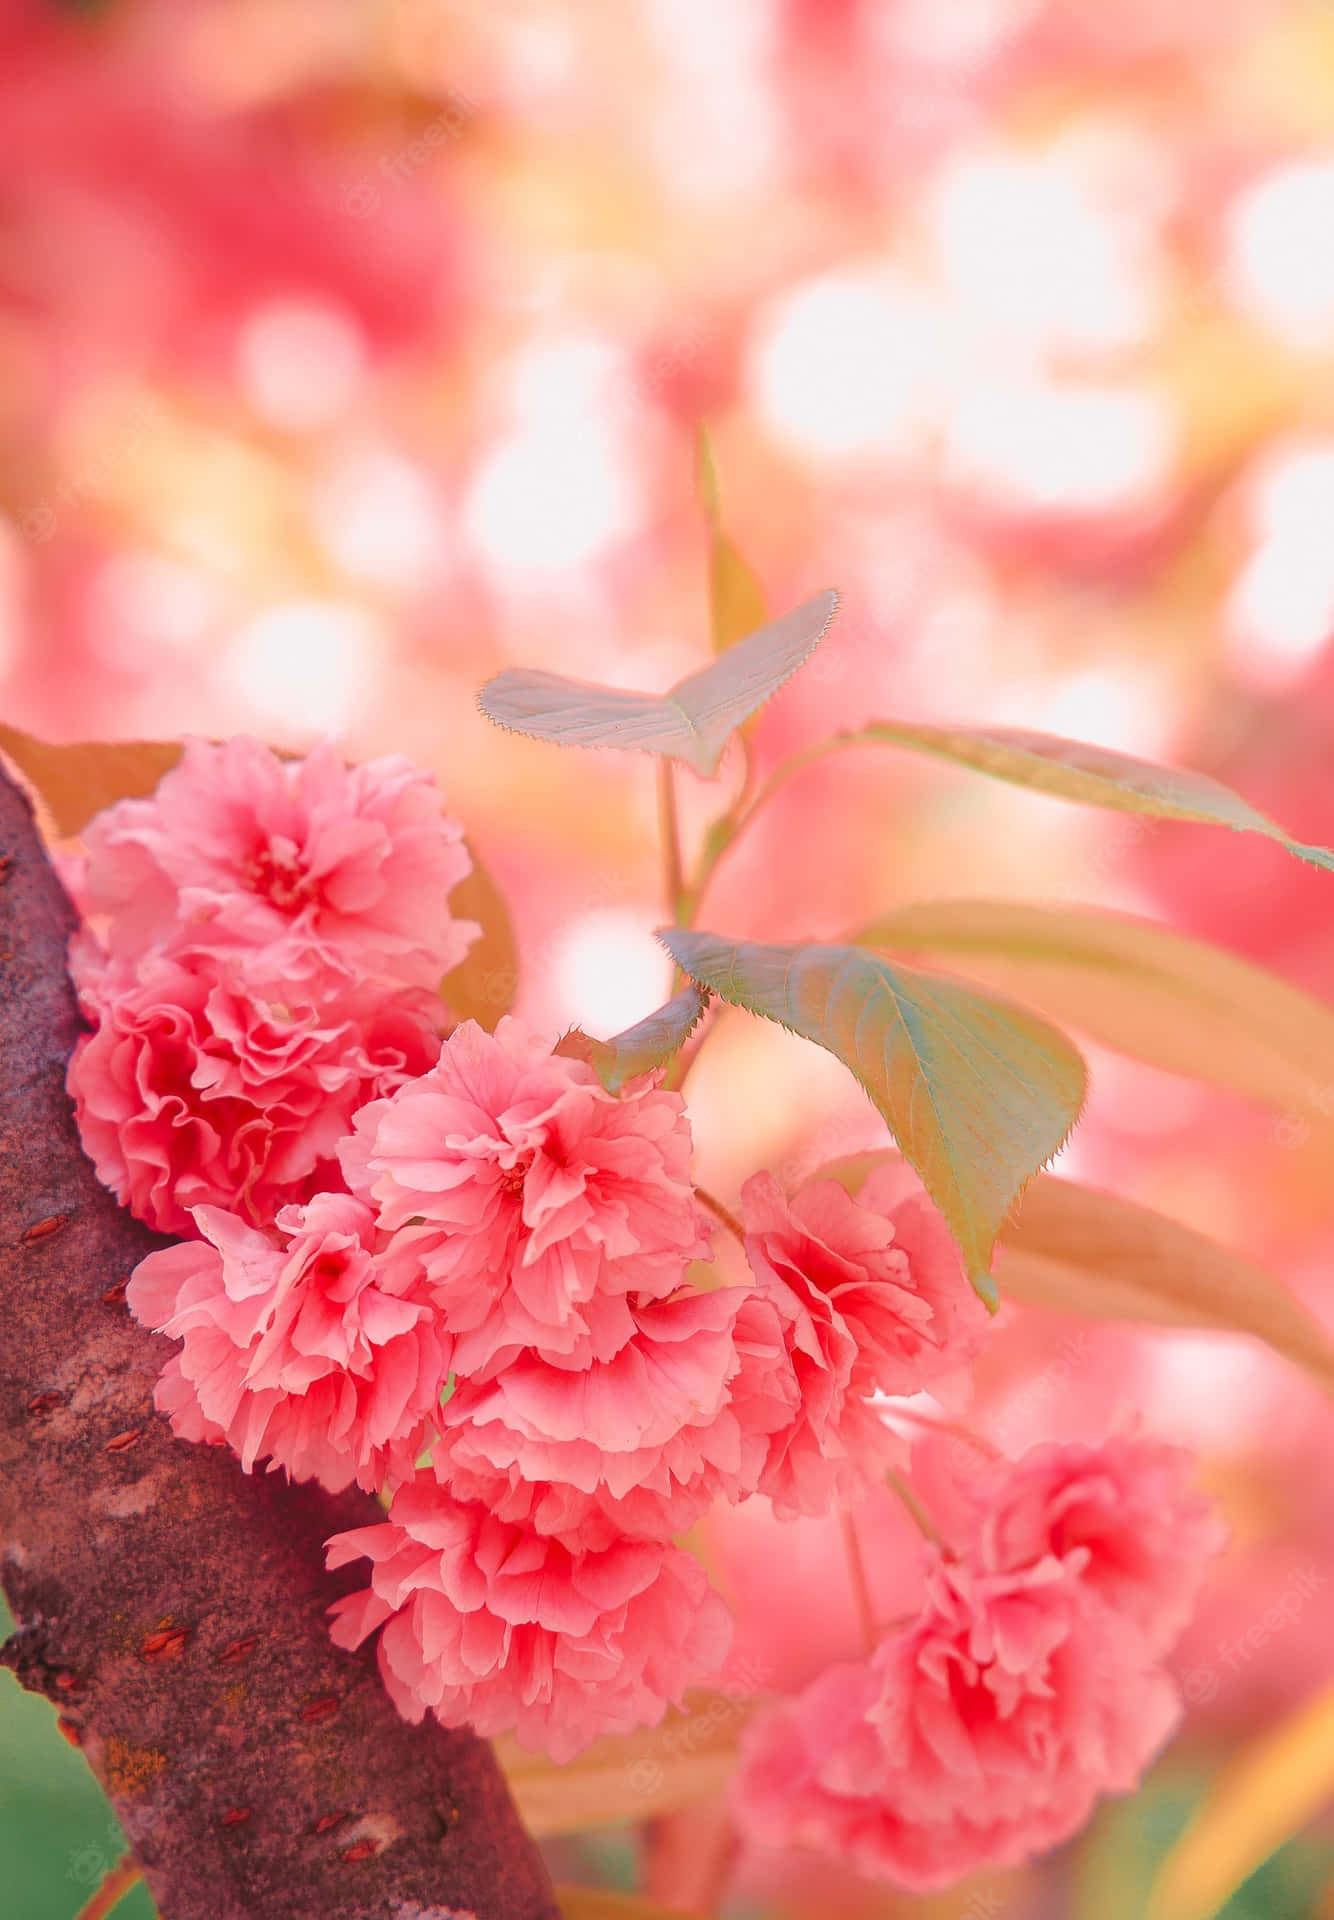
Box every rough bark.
[0,768,559,1920]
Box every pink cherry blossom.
[77,735,477,991]
[739,1163,989,1516]
[342,1016,711,1367]
[430,1290,798,1546]
[326,1479,732,1760]
[126,1193,449,1493]
[67,940,441,1236]
[968,1434,1227,1657]
[733,1553,1180,1890]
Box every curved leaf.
[658,930,1088,1307]
[477,591,840,778]
[441,849,518,1031]
[855,721,1334,873]
[498,1690,754,1837]
[0,726,182,837]
[1146,1679,1334,1920]
[998,1174,1334,1396]
[554,985,707,1092]
[854,898,1334,1123]
[696,426,768,655]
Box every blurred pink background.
[5,2,1334,1913]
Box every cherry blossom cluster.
[733,1434,1225,1887]
[64,737,1222,1881]
[66,737,474,1234]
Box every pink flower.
[430,1290,797,1546]
[342,1017,711,1367]
[740,1164,988,1516]
[78,736,477,991]
[733,1553,1179,1890]
[326,1479,732,1760]
[126,1193,449,1493]
[968,1435,1227,1657]
[67,942,440,1235]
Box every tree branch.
[0,767,559,1920]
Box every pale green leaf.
[696,425,768,654]
[440,849,518,1031]
[0,726,183,837]
[825,1152,1334,1394]
[554,986,707,1092]
[709,530,768,659]
[1146,1678,1334,1920]
[998,1174,1334,1396]
[694,423,723,522]
[477,591,839,778]
[857,720,1334,873]
[854,898,1334,1124]
[658,930,1088,1306]
[498,1689,754,1837]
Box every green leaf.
[440,848,518,1031]
[855,720,1334,873]
[854,898,1334,1124]
[0,726,183,837]
[1146,1679,1334,1920]
[554,986,707,1092]
[658,930,1088,1306]
[696,426,768,655]
[477,591,840,778]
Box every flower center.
[247,843,315,914]
[498,1153,533,1199]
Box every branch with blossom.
[0,763,557,1920]
[3,534,1331,1914]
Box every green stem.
[666,730,862,1082]
[658,759,689,927]
[687,733,861,921]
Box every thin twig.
[657,759,688,927]
[885,1403,1001,1466]
[660,1005,714,1094]
[694,1185,746,1247]
[76,1855,142,1920]
[688,734,856,919]
[839,1507,878,1656]
[886,1467,945,1549]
